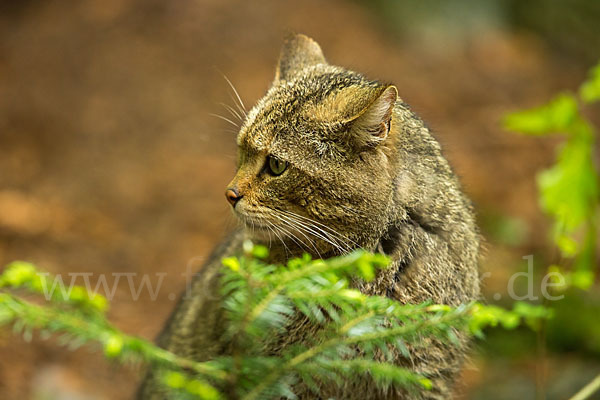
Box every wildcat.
[138,34,480,399]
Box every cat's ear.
[274,34,326,82]
[347,85,398,147]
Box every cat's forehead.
[237,68,381,154]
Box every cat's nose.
[225,188,242,207]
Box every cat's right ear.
[274,34,326,82]
[346,85,398,148]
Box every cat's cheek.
[290,184,312,208]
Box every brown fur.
[138,34,480,399]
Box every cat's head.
[225,34,400,256]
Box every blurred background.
[0,0,598,399]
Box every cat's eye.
[266,156,288,176]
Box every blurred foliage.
[480,212,529,247]
[546,289,600,357]
[470,302,552,337]
[483,60,600,399]
[0,243,550,399]
[504,60,599,291]
[481,288,600,360]
[580,63,600,104]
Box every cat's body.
[139,34,479,399]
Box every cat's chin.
[238,218,278,242]
[243,225,274,241]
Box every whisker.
[278,210,356,252]
[265,220,291,257]
[219,102,243,122]
[273,216,321,257]
[275,224,311,255]
[286,210,357,249]
[209,113,239,128]
[220,72,247,117]
[275,213,339,253]
[274,211,349,255]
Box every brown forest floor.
[0,1,594,399]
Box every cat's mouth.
[236,209,304,243]
[236,209,354,255]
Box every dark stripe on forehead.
[289,72,381,106]
[238,69,382,153]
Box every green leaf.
[251,245,270,259]
[0,261,38,287]
[419,378,433,390]
[579,62,600,103]
[571,270,594,290]
[164,371,186,389]
[184,379,222,400]
[468,303,545,335]
[356,258,375,281]
[103,334,124,358]
[222,257,240,271]
[512,302,553,331]
[504,93,578,136]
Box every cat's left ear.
[274,34,327,82]
[348,85,398,147]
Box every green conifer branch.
[0,246,551,399]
